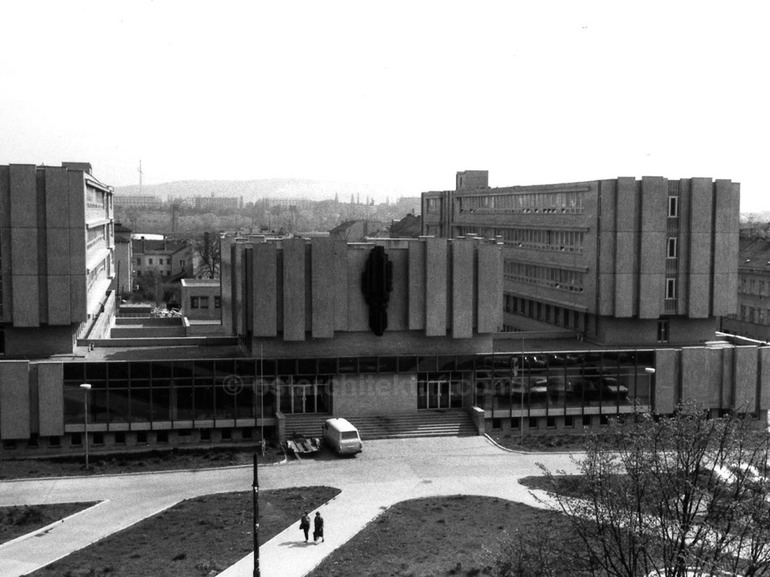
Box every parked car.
[546,376,574,399]
[522,355,547,369]
[546,353,580,366]
[572,377,629,400]
[594,377,629,398]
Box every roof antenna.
[138,160,144,194]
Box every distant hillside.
[114,178,416,205]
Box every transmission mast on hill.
[138,160,143,194]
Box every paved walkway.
[0,437,580,577]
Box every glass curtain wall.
[473,350,654,415]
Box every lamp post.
[644,367,656,413]
[253,453,260,577]
[80,384,92,469]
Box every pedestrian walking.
[299,511,310,542]
[313,511,325,544]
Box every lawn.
[27,486,340,577]
[0,444,285,480]
[307,495,576,577]
[0,502,99,545]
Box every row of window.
[87,258,108,291]
[739,277,769,296]
[458,191,585,214]
[738,306,770,325]
[86,225,107,249]
[137,257,179,267]
[454,226,585,253]
[504,261,585,292]
[504,294,584,330]
[190,296,221,309]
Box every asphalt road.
[0,436,581,577]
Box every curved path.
[0,437,581,577]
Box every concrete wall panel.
[67,171,85,229]
[452,240,474,338]
[69,274,87,322]
[311,238,334,339]
[425,238,448,336]
[47,276,71,325]
[331,373,417,416]
[760,347,770,411]
[639,177,667,318]
[387,247,409,331]
[346,247,369,331]
[37,362,64,436]
[655,348,679,414]
[46,228,70,276]
[0,361,31,439]
[408,240,426,330]
[45,168,70,232]
[712,180,739,316]
[597,180,617,316]
[9,165,37,228]
[688,178,714,318]
[282,239,306,341]
[734,346,758,411]
[681,347,710,403]
[220,236,234,335]
[11,274,39,327]
[477,243,502,334]
[333,240,348,331]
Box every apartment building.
[422,171,739,347]
[0,162,115,357]
[721,237,770,342]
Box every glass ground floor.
[61,350,656,431]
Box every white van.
[322,418,363,456]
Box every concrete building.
[0,162,115,357]
[194,194,242,211]
[180,278,221,322]
[1,171,767,456]
[114,195,163,209]
[422,171,740,347]
[132,236,193,281]
[113,223,133,299]
[721,237,770,342]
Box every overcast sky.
[1,1,767,211]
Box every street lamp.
[80,384,92,469]
[644,367,656,412]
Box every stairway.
[283,409,477,441]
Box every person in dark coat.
[313,511,325,544]
[299,511,310,542]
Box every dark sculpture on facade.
[361,245,393,336]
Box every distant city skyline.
[1,1,767,211]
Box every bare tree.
[538,404,770,577]
[195,231,220,279]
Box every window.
[214,296,221,309]
[667,237,678,259]
[668,196,679,218]
[191,296,200,309]
[666,278,677,300]
[199,296,209,308]
[136,270,142,276]
[180,260,186,267]
[148,258,153,265]
[136,258,142,266]
[657,319,670,343]
[167,258,172,265]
